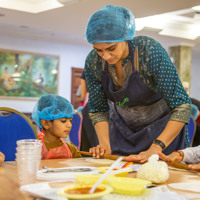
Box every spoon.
[89,156,123,194]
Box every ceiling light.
[192,5,200,11]
[57,0,85,5]
[159,29,199,40]
[0,0,63,13]
[136,7,200,40]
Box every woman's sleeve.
[146,38,191,123]
[84,50,110,124]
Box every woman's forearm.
[94,121,110,149]
[156,120,185,147]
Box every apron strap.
[134,46,139,72]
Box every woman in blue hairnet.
[84,5,191,163]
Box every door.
[71,67,83,109]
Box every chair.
[0,107,37,161]
[187,115,196,146]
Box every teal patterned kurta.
[84,36,191,126]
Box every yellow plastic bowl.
[58,184,113,200]
[74,174,109,185]
[107,176,151,196]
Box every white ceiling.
[0,0,200,54]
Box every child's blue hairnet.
[86,5,135,43]
[32,94,74,128]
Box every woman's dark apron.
[101,41,186,156]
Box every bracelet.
[174,151,182,157]
[153,139,166,150]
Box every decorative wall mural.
[0,49,59,99]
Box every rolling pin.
[78,151,121,160]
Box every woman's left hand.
[123,143,162,163]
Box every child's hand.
[0,152,5,164]
[158,151,183,162]
[188,163,200,171]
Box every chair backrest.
[69,113,82,149]
[0,107,37,161]
[187,115,196,146]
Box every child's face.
[48,118,72,139]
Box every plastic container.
[58,184,113,200]
[74,174,109,185]
[107,176,151,196]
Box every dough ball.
[136,154,169,184]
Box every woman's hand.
[0,152,5,164]
[158,151,183,162]
[188,163,200,171]
[89,145,111,158]
[123,143,162,163]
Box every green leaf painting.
[0,50,59,98]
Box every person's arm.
[181,145,200,164]
[158,151,183,162]
[159,149,200,171]
[155,120,185,149]
[0,152,5,164]
[89,121,111,158]
[124,37,191,163]
[139,120,185,162]
[84,50,111,157]
[159,145,200,164]
[80,79,87,102]
[124,121,184,163]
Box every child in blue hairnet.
[32,94,81,159]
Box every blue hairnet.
[191,104,199,120]
[86,5,135,43]
[32,94,74,128]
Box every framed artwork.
[0,49,59,99]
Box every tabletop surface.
[1,157,200,199]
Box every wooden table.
[1,158,200,199]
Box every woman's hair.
[86,5,135,43]
[32,94,74,128]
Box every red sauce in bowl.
[65,187,105,194]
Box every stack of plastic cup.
[15,139,42,185]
